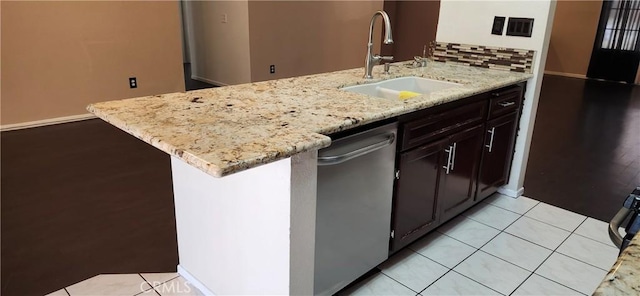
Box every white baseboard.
[544,71,587,79]
[1,113,97,132]
[191,75,229,87]
[177,265,216,296]
[497,186,525,198]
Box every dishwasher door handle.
[609,190,640,249]
[318,133,395,166]
[609,207,628,249]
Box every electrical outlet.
[221,13,228,23]
[270,65,276,74]
[129,77,137,89]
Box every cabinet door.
[477,112,519,201]
[439,124,484,223]
[391,138,448,252]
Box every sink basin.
[341,76,462,100]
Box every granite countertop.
[595,233,640,295]
[88,61,531,177]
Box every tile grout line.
[534,274,588,296]
[137,273,167,296]
[387,196,610,296]
[464,210,525,232]
[378,271,423,294]
[408,248,455,271]
[475,203,538,295]
[137,273,156,295]
[422,269,506,296]
[413,234,488,294]
[421,207,526,296]
[451,198,541,295]
[63,288,71,296]
[554,249,617,272]
[572,231,620,250]
[402,248,457,295]
[482,197,539,216]
[503,211,616,272]
[501,222,566,251]
[508,216,589,295]
[430,199,590,295]
[521,213,586,233]
[511,199,589,234]
[502,201,551,295]
[382,248,456,294]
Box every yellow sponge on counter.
[398,91,421,100]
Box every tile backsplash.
[433,42,535,73]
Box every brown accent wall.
[545,1,602,76]
[382,1,440,61]
[1,1,185,125]
[248,1,384,82]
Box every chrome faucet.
[364,11,394,79]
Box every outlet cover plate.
[129,77,137,89]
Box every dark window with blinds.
[601,0,640,51]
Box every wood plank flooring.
[524,75,640,222]
[1,120,178,296]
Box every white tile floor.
[47,273,201,296]
[47,194,620,296]
[343,194,620,296]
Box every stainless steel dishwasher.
[314,122,397,295]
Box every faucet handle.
[384,63,391,74]
[414,56,427,68]
[380,56,394,62]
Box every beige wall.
[248,1,384,82]
[187,1,251,85]
[545,1,602,76]
[1,1,185,125]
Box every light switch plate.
[506,18,534,37]
[492,16,506,35]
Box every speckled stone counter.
[594,234,640,295]
[88,62,531,177]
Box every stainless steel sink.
[341,76,462,100]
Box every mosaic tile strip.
[433,42,535,73]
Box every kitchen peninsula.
[88,61,531,295]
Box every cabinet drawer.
[488,87,523,119]
[401,101,486,151]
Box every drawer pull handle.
[318,133,395,166]
[486,127,496,152]
[498,101,515,107]
[450,142,457,171]
[443,145,453,174]
[491,93,500,97]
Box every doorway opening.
[587,0,640,83]
[179,0,215,91]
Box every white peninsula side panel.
[170,151,318,295]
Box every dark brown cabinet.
[438,124,484,223]
[476,112,519,201]
[477,86,524,201]
[391,124,484,252]
[391,97,487,252]
[391,138,448,251]
[390,83,524,253]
